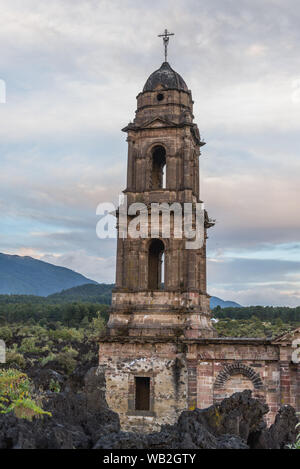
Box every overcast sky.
[0,0,300,306]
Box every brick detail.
[280,360,291,405]
[187,359,197,410]
[297,366,300,412]
[214,362,263,390]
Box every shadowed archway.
[148,239,165,290]
[151,146,166,189]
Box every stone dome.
[143,62,188,92]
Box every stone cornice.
[98,335,273,346]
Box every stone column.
[183,134,192,190]
[186,344,198,410]
[138,243,147,291]
[115,236,124,288]
[167,155,176,190]
[279,358,291,406]
[125,240,139,290]
[200,240,207,292]
[197,361,214,408]
[135,156,143,192]
[297,365,300,416]
[187,250,196,290]
[195,149,200,198]
[126,137,135,191]
[187,360,197,410]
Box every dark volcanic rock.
[93,428,248,450]
[0,367,119,449]
[66,356,99,393]
[94,390,265,449]
[0,411,90,449]
[28,368,66,392]
[0,378,298,450]
[176,389,268,443]
[93,390,297,450]
[249,404,299,449]
[269,405,299,448]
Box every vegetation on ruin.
[0,369,51,420]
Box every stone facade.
[99,61,300,432]
[99,334,300,430]
[99,339,188,432]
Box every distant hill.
[210,296,242,309]
[48,283,113,305]
[0,253,97,296]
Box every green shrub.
[61,346,78,357]
[56,347,78,374]
[49,378,61,393]
[19,337,41,354]
[0,368,51,420]
[88,313,106,337]
[81,350,96,363]
[6,345,26,368]
[49,327,84,342]
[0,326,12,342]
[40,352,57,367]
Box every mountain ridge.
[210,296,241,309]
[0,253,97,296]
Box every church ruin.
[99,32,300,432]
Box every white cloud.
[246,43,268,57]
[41,250,115,283]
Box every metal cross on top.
[158,29,174,62]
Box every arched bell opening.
[151,145,166,189]
[148,239,165,290]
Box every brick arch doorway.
[214,363,264,402]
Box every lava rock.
[0,367,119,449]
[177,390,268,442]
[28,368,65,392]
[1,378,298,450]
[249,404,299,449]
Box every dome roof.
[143,62,188,92]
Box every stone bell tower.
[98,32,300,432]
[107,59,216,340]
[99,33,216,432]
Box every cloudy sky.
[0,0,300,306]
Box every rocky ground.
[0,364,298,449]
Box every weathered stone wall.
[99,336,300,432]
[189,342,277,423]
[184,339,300,425]
[99,341,188,433]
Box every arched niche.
[148,238,165,290]
[151,145,166,189]
[214,363,264,390]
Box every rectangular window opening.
[135,376,150,411]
